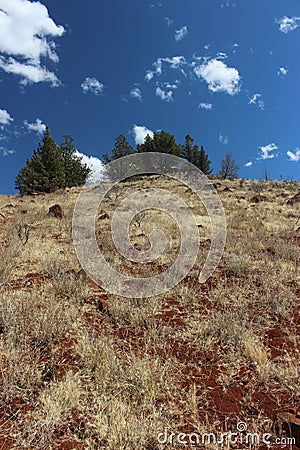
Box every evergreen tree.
[58,135,91,187]
[103,134,135,163]
[218,152,239,179]
[15,127,91,194]
[137,130,181,156]
[181,135,212,174]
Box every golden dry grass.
[0,176,299,449]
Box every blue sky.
[0,0,299,194]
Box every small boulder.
[47,204,64,219]
[98,210,109,220]
[287,192,300,206]
[250,195,268,203]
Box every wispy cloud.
[165,17,173,27]
[277,66,288,77]
[194,58,241,95]
[287,148,300,162]
[0,109,14,126]
[0,0,64,86]
[198,102,213,111]
[244,161,253,167]
[175,26,188,42]
[0,56,61,86]
[132,125,154,145]
[219,132,228,145]
[249,93,265,110]
[81,77,104,95]
[257,143,278,160]
[276,16,300,33]
[130,87,142,101]
[24,118,46,135]
[155,86,173,102]
[0,146,15,157]
[145,56,186,81]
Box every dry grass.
[0,177,299,448]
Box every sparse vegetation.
[0,176,299,449]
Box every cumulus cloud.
[0,0,64,85]
[258,143,278,160]
[75,151,106,184]
[244,161,253,167]
[24,118,46,134]
[132,125,154,145]
[287,148,300,162]
[81,77,104,95]
[198,102,213,111]
[130,87,142,101]
[277,66,288,77]
[276,16,300,33]
[0,108,13,125]
[249,93,265,110]
[175,26,188,42]
[155,86,173,102]
[194,58,241,95]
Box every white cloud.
[258,143,278,160]
[75,151,106,184]
[165,17,173,27]
[244,161,253,167]
[0,0,64,85]
[0,108,13,125]
[204,44,211,50]
[155,86,173,102]
[0,55,60,86]
[132,125,154,145]
[276,16,300,33]
[249,93,265,110]
[287,148,300,162]
[194,58,241,95]
[24,118,46,134]
[219,132,228,145]
[277,66,288,77]
[175,26,188,42]
[198,102,213,111]
[0,146,15,156]
[81,77,104,95]
[145,56,186,81]
[130,87,142,101]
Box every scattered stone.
[250,195,268,203]
[213,182,222,189]
[0,212,6,220]
[223,186,232,192]
[98,210,109,220]
[287,192,300,205]
[272,408,300,448]
[47,204,64,219]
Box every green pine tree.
[181,135,212,174]
[58,135,91,187]
[103,134,135,163]
[138,130,181,156]
[15,126,91,194]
